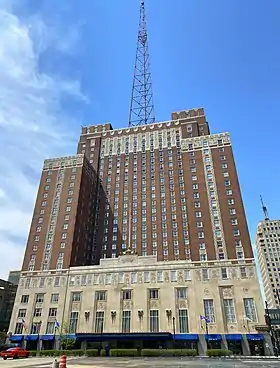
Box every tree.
[58,322,76,350]
[0,331,7,344]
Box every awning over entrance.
[9,335,23,342]
[24,334,39,341]
[174,334,198,341]
[246,334,264,341]
[205,334,222,341]
[226,334,243,341]
[40,335,55,341]
[76,332,173,341]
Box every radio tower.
[128,1,155,127]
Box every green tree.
[58,321,76,350]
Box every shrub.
[110,348,139,357]
[207,349,233,357]
[85,349,98,357]
[28,350,38,357]
[141,349,197,357]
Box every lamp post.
[265,301,278,356]
[172,316,175,348]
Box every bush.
[207,349,233,357]
[28,350,38,357]
[85,349,98,357]
[141,349,197,357]
[110,349,139,357]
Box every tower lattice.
[128,1,155,127]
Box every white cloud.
[0,6,85,279]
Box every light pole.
[243,316,252,333]
[172,316,175,348]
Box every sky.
[0,0,279,279]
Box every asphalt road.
[1,357,280,368]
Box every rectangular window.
[69,311,79,333]
[17,309,26,318]
[202,269,209,281]
[221,268,228,280]
[14,323,23,334]
[21,295,29,304]
[122,290,132,300]
[122,310,131,333]
[95,311,104,333]
[33,308,42,317]
[176,287,187,299]
[240,267,247,278]
[243,298,257,322]
[178,309,189,333]
[46,322,55,334]
[203,299,215,323]
[223,299,236,323]
[96,291,106,301]
[51,294,59,303]
[149,289,159,299]
[149,310,159,332]
[31,322,41,334]
[157,271,163,282]
[171,270,177,282]
[71,292,81,302]
[48,308,57,317]
[185,269,191,281]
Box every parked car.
[0,347,29,360]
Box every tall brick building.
[22,108,252,271]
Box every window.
[41,201,46,207]
[226,189,232,195]
[185,269,191,281]
[122,310,131,333]
[176,287,187,299]
[51,294,59,303]
[171,270,177,282]
[243,298,257,322]
[46,322,55,334]
[17,309,26,318]
[240,267,247,279]
[178,309,188,333]
[96,291,106,301]
[14,323,23,334]
[21,295,29,304]
[48,308,57,317]
[30,322,41,334]
[144,271,150,283]
[203,299,215,323]
[224,180,231,187]
[220,155,226,160]
[149,310,159,332]
[36,294,44,303]
[149,289,159,299]
[233,229,240,237]
[221,268,228,280]
[157,271,163,282]
[69,311,79,333]
[202,269,209,281]
[71,292,81,302]
[33,308,42,317]
[122,290,131,300]
[223,299,236,323]
[95,311,104,333]
[131,273,137,283]
[228,199,234,205]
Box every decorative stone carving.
[150,272,156,284]
[61,277,66,286]
[177,270,184,284]
[32,278,38,288]
[112,274,118,285]
[222,288,233,298]
[243,288,249,293]
[248,267,255,278]
[76,276,81,286]
[138,272,143,283]
[72,302,81,311]
[122,301,131,309]
[204,288,210,295]
[195,270,202,282]
[164,271,169,283]
[150,300,158,309]
[211,270,219,279]
[178,300,187,309]
[231,269,237,279]
[124,273,130,285]
[47,277,53,287]
[87,275,92,285]
[97,301,105,310]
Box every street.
[2,357,280,368]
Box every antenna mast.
[128,1,155,127]
[260,195,269,221]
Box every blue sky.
[0,0,279,278]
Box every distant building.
[0,279,17,332]
[256,219,280,308]
[8,271,21,286]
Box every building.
[8,271,21,286]
[256,219,280,308]
[0,279,17,332]
[77,108,252,263]
[21,154,98,272]
[9,108,268,355]
[8,252,269,355]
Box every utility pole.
[129,1,155,127]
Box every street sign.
[268,309,280,325]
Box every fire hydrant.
[52,358,59,368]
[59,355,67,368]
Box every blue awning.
[24,334,39,341]
[174,334,198,341]
[59,334,76,340]
[40,335,55,341]
[76,332,173,341]
[226,334,243,341]
[9,335,23,342]
[246,334,264,341]
[205,334,222,341]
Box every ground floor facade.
[9,332,273,356]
